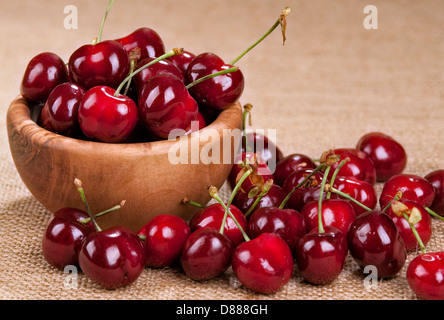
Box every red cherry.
[407,251,444,300]
[39,82,85,136]
[115,27,165,61]
[188,203,248,247]
[232,233,293,294]
[247,206,306,256]
[425,169,444,217]
[137,214,191,268]
[185,52,245,110]
[241,132,284,171]
[296,226,348,285]
[138,73,198,139]
[168,50,196,75]
[78,226,145,289]
[301,198,356,235]
[330,176,377,215]
[385,199,432,252]
[42,207,95,270]
[347,210,406,278]
[78,85,138,143]
[20,52,68,103]
[68,40,130,90]
[228,152,274,191]
[273,153,317,186]
[356,132,407,182]
[180,227,233,281]
[235,184,285,215]
[325,148,377,185]
[379,174,435,210]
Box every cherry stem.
[74,179,101,232]
[381,191,403,213]
[244,180,272,218]
[185,67,239,89]
[181,198,206,208]
[317,165,331,234]
[78,200,126,224]
[96,0,115,43]
[278,163,326,209]
[242,104,253,153]
[326,157,350,199]
[424,206,444,222]
[114,48,183,97]
[329,186,372,212]
[229,7,291,65]
[402,212,427,254]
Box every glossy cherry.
[379,173,435,210]
[20,52,68,103]
[296,226,348,285]
[68,40,130,90]
[235,183,285,216]
[385,199,432,252]
[78,85,138,142]
[78,225,145,289]
[407,251,444,300]
[301,198,356,235]
[39,82,86,136]
[180,227,234,281]
[116,27,165,61]
[356,132,407,181]
[425,169,444,217]
[330,176,377,215]
[185,52,244,110]
[42,207,95,270]
[232,233,293,294]
[247,206,306,256]
[347,210,406,278]
[168,50,196,75]
[137,214,191,268]
[188,203,248,247]
[273,153,317,186]
[241,132,284,172]
[228,152,274,191]
[138,73,198,139]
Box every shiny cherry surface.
[407,251,444,300]
[356,132,407,182]
[347,210,406,278]
[138,73,198,139]
[20,52,68,103]
[273,153,317,186]
[425,169,444,217]
[168,50,196,75]
[232,233,293,294]
[68,40,130,90]
[331,176,377,215]
[185,52,244,110]
[241,132,284,172]
[116,27,165,61]
[78,226,145,289]
[78,85,138,143]
[235,184,285,215]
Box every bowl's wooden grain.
[7,96,242,232]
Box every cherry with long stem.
[244,179,273,218]
[185,67,239,90]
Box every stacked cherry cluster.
[20,2,290,143]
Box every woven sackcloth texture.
[1,0,443,300]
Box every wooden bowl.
[7,96,242,232]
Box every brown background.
[1,0,443,300]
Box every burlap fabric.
[1,0,443,300]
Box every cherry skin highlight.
[407,251,444,300]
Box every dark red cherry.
[138,73,198,139]
[185,52,245,110]
[325,148,377,185]
[116,27,165,61]
[78,226,145,289]
[168,50,196,75]
[39,82,85,136]
[301,198,356,235]
[180,227,234,281]
[282,168,325,211]
[232,233,293,294]
[241,132,284,172]
[247,207,306,256]
[68,40,130,90]
[78,85,138,143]
[42,207,95,270]
[330,176,377,215]
[385,199,432,252]
[356,132,407,182]
[228,152,274,191]
[133,57,184,93]
[189,203,248,247]
[137,214,191,268]
[20,52,68,103]
[296,226,348,285]
[425,169,444,217]
[347,210,406,279]
[379,174,435,210]
[235,184,285,215]
[273,153,317,186]
[407,251,444,300]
